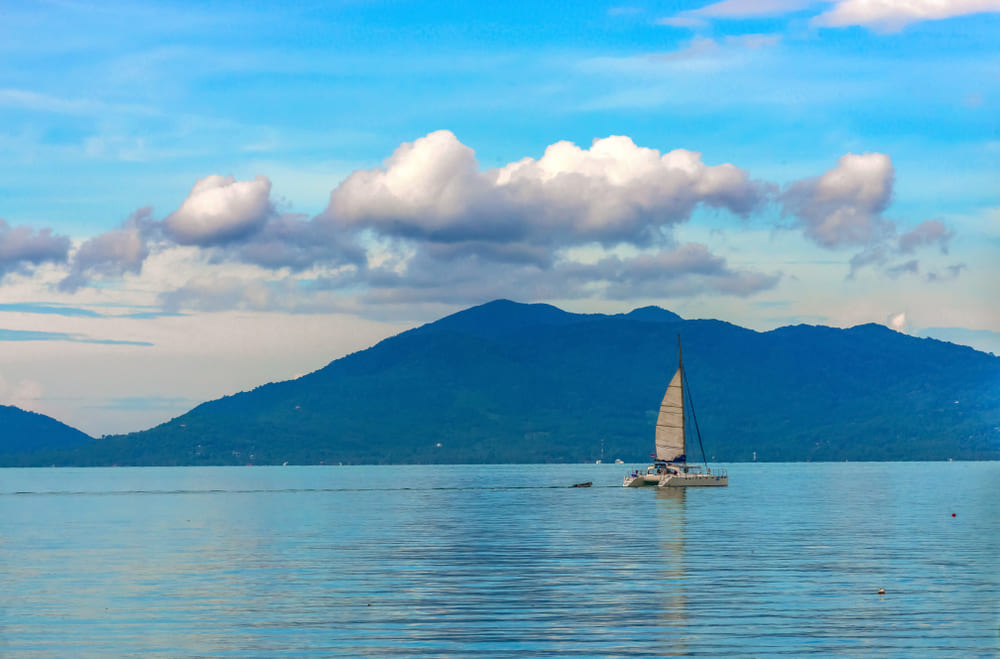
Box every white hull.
[659,473,727,487]
[623,473,662,487]
[624,464,728,488]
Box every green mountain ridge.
[0,405,93,461]
[4,299,999,466]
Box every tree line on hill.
[2,300,997,466]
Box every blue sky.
[1,0,998,435]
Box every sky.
[1,0,998,436]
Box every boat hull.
[659,473,728,487]
[623,474,661,487]
[624,470,728,488]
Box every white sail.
[654,368,685,462]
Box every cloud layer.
[664,0,1000,30]
[0,131,964,311]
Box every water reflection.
[364,485,620,653]
[0,464,996,657]
[651,487,689,656]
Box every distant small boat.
[571,481,592,488]
[624,336,728,488]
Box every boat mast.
[677,334,682,371]
[678,334,709,469]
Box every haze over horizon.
[1,0,998,437]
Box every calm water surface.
[0,462,996,658]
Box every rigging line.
[682,362,709,469]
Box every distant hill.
[7,299,1000,466]
[0,405,93,462]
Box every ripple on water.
[0,462,996,657]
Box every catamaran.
[623,336,728,488]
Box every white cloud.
[888,311,908,332]
[783,152,895,249]
[164,174,274,246]
[814,0,1000,31]
[328,130,770,250]
[1,132,962,317]
[782,153,962,279]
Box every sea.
[0,462,996,658]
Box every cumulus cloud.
[327,130,770,252]
[16,132,954,312]
[164,174,273,246]
[148,132,790,313]
[814,0,1000,32]
[784,153,960,279]
[783,152,895,249]
[888,311,908,332]
[230,130,780,313]
[59,207,156,292]
[49,172,366,296]
[0,218,71,279]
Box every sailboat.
[623,336,728,488]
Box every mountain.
[0,405,93,462]
[10,300,1000,465]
